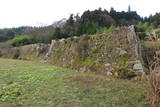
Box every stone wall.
[46,26,144,76]
[0,26,144,76]
[17,43,50,60]
[0,43,50,60]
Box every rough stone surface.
[46,26,145,75]
[106,72,113,76]
[2,43,50,60]
[0,26,145,76]
[116,48,127,56]
[133,60,145,75]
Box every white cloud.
[0,0,159,28]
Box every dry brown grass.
[145,41,160,47]
[147,70,160,107]
[146,36,160,107]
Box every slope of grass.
[0,58,150,107]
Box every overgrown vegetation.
[141,41,155,69]
[147,71,160,107]
[115,60,136,79]
[135,22,152,40]
[8,35,36,47]
[141,35,160,107]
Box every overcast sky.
[0,0,159,28]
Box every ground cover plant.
[0,58,150,107]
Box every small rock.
[133,63,143,70]
[80,67,87,72]
[116,48,127,56]
[105,63,111,67]
[115,72,119,77]
[133,60,145,75]
[106,72,113,76]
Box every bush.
[137,32,147,40]
[114,60,136,79]
[8,35,36,47]
[141,41,155,69]
[135,22,152,32]
[116,68,136,79]
[96,25,117,34]
[155,28,160,38]
[135,22,152,40]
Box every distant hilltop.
[51,18,67,28]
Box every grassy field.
[0,58,150,107]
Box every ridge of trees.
[49,7,142,41]
[1,7,160,45]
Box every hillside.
[0,8,142,44]
[0,58,150,107]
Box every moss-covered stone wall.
[46,26,144,76]
[0,26,144,77]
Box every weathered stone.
[47,40,56,57]
[80,67,87,72]
[59,38,65,43]
[106,72,113,76]
[108,54,112,58]
[128,25,139,59]
[1,26,146,78]
[133,60,145,75]
[62,58,66,62]
[36,43,49,56]
[115,72,119,77]
[116,48,127,56]
[105,63,111,67]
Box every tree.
[149,13,160,27]
[67,14,75,26]
[8,35,36,47]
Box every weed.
[0,83,22,102]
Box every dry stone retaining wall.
[1,26,144,76]
[46,26,144,76]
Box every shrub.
[141,41,155,69]
[116,68,136,79]
[8,35,36,47]
[114,60,136,79]
[104,25,117,33]
[155,28,160,38]
[137,32,147,40]
[96,25,117,34]
[145,36,160,107]
[135,22,152,40]
[135,22,152,32]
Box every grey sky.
[0,0,159,28]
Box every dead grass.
[147,70,160,107]
[145,41,160,47]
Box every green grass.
[0,58,150,107]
